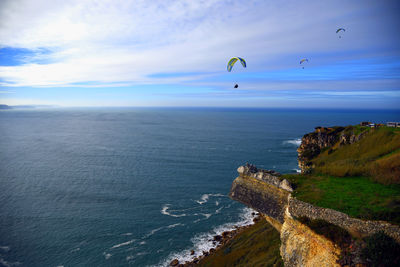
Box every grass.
[283,174,400,224]
[312,127,400,184]
[198,219,283,267]
[351,125,370,135]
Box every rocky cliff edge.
[230,164,400,266]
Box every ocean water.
[0,107,399,267]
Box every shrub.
[361,231,400,267]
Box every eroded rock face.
[230,175,289,224]
[280,210,341,267]
[236,164,292,192]
[297,126,368,173]
[297,127,343,173]
[230,169,342,267]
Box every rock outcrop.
[280,210,341,267]
[297,126,368,173]
[230,164,400,266]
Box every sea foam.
[110,239,136,249]
[161,205,187,217]
[283,138,302,146]
[154,207,257,267]
[195,193,225,205]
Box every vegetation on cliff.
[198,218,283,267]
[286,125,400,225]
[312,126,400,184]
[225,125,400,267]
[285,174,400,224]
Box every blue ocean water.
[0,108,399,266]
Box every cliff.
[230,165,400,266]
[297,126,369,174]
[229,123,400,266]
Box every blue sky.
[0,0,399,108]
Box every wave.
[121,232,133,236]
[203,213,211,219]
[146,226,164,238]
[103,252,112,260]
[283,138,302,146]
[167,223,184,229]
[196,193,225,205]
[161,204,187,217]
[126,255,134,261]
[110,239,136,249]
[0,258,21,267]
[215,206,223,214]
[145,223,185,238]
[154,207,257,267]
[293,169,301,173]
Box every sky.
[0,0,400,108]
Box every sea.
[0,107,399,267]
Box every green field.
[198,219,283,267]
[284,126,400,224]
[283,174,400,224]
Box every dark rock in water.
[170,259,179,266]
[213,235,222,241]
[253,216,261,223]
[202,251,209,256]
[252,212,256,216]
[190,250,195,255]
[193,257,199,263]
[222,231,229,238]
[209,248,216,254]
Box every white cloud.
[0,0,399,87]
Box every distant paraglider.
[227,57,246,88]
[300,58,309,69]
[227,57,246,72]
[336,28,345,38]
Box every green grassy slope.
[198,219,283,267]
[284,174,400,224]
[284,126,400,224]
[313,127,400,184]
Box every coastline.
[168,212,280,267]
[161,209,260,267]
[173,215,282,267]
[183,215,261,266]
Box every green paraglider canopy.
[227,57,246,72]
[336,28,345,33]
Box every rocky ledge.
[230,164,400,266]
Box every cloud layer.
[0,0,399,107]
